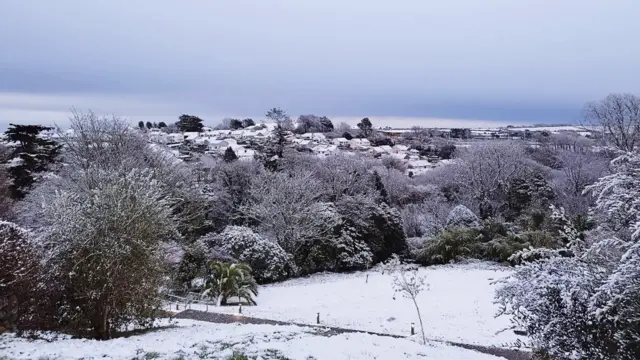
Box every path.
[174,309,532,360]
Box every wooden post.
[239,303,242,314]
[316,312,320,324]
[366,274,369,283]
[411,322,415,335]
[206,303,208,312]
[176,303,179,310]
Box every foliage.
[35,166,179,339]
[445,205,480,229]
[416,228,479,265]
[242,118,255,128]
[335,195,407,263]
[223,147,238,163]
[356,117,373,138]
[202,261,258,306]
[495,152,640,359]
[177,114,204,132]
[342,132,353,140]
[4,124,61,199]
[203,226,296,283]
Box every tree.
[382,254,427,345]
[336,122,352,133]
[177,114,204,132]
[35,166,180,339]
[373,170,389,204]
[241,171,340,254]
[4,124,61,199]
[229,119,243,130]
[318,116,334,132]
[138,121,145,129]
[146,121,153,129]
[297,115,318,133]
[357,117,373,138]
[158,121,167,128]
[223,147,238,163]
[583,93,640,151]
[242,118,255,128]
[265,107,293,159]
[342,132,353,140]
[202,261,258,306]
[201,226,296,283]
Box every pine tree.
[176,114,204,132]
[146,121,153,129]
[158,121,167,128]
[138,121,145,129]
[357,117,373,138]
[223,147,238,163]
[4,124,61,199]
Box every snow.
[0,319,504,360]
[186,262,521,347]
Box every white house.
[350,138,371,149]
[332,138,350,146]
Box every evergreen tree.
[373,171,389,204]
[319,116,334,132]
[158,121,167,128]
[138,121,145,129]
[357,117,373,138]
[223,147,238,163]
[4,124,61,199]
[266,107,293,159]
[152,122,158,128]
[229,119,243,129]
[343,132,353,140]
[145,121,152,129]
[242,118,255,128]
[176,114,204,132]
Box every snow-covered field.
[187,262,520,347]
[0,319,504,360]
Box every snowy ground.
[185,261,521,347]
[0,319,505,360]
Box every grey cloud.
[1,0,639,125]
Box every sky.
[1,0,640,129]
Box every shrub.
[336,195,407,263]
[445,205,480,229]
[416,228,479,265]
[203,226,296,283]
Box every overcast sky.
[1,0,639,129]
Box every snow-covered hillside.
[0,319,505,360]
[186,262,521,347]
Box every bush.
[202,226,296,283]
[445,205,480,229]
[416,228,479,265]
[336,195,407,263]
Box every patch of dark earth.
[174,309,532,360]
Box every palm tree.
[202,261,258,306]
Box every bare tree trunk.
[411,297,426,345]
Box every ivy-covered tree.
[4,124,61,199]
[176,114,204,132]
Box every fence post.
[239,303,242,314]
[316,312,320,324]
[411,322,415,335]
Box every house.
[313,144,338,156]
[389,153,410,161]
[301,133,327,143]
[235,147,256,160]
[183,132,200,142]
[208,140,230,152]
[379,145,393,153]
[392,145,409,152]
[332,138,350,146]
[350,138,371,149]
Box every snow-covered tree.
[495,152,640,359]
[241,171,341,254]
[202,226,296,283]
[382,254,428,344]
[445,205,480,229]
[33,166,180,339]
